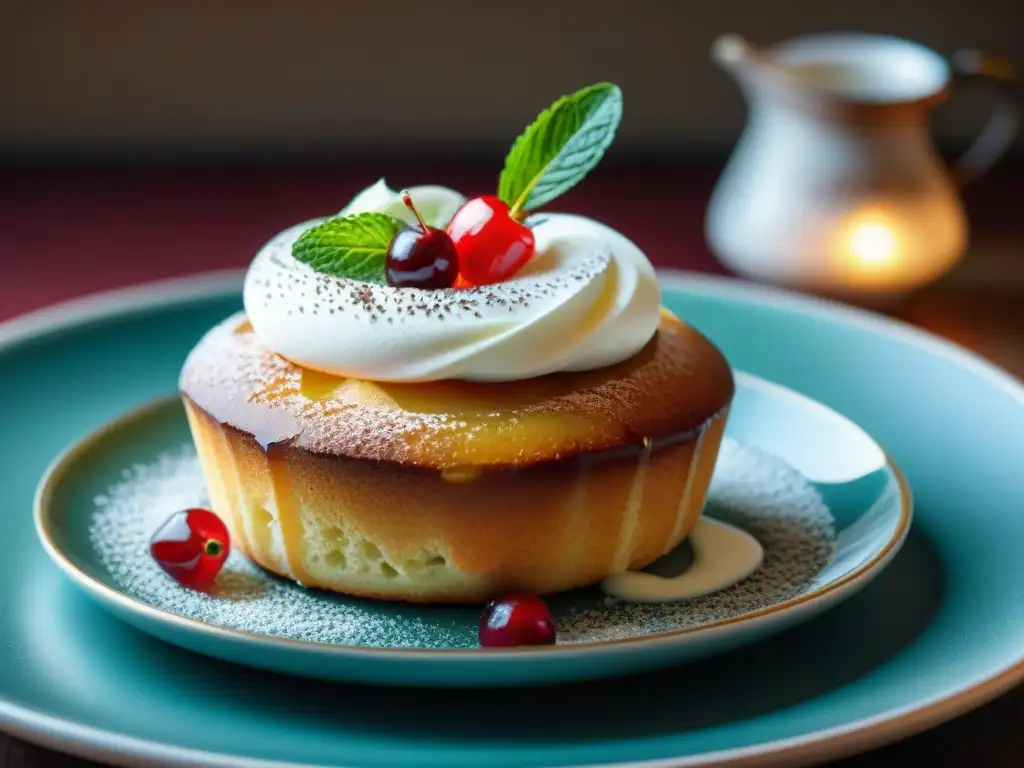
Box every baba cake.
[178,82,735,603]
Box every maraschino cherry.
[446,195,535,287]
[385,191,460,289]
[479,592,557,647]
[150,507,230,592]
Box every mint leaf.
[291,213,404,283]
[498,83,622,216]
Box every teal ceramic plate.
[33,371,908,688]
[1,271,1022,767]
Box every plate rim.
[33,373,908,660]
[0,267,1020,768]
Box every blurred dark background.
[1,0,1022,341]
[1,0,1021,164]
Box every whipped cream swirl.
[242,180,661,383]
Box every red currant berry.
[446,196,535,286]
[150,508,230,592]
[478,593,556,648]
[385,191,459,290]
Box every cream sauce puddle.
[600,518,764,603]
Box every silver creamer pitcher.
[706,33,1017,297]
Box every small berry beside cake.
[173,83,735,627]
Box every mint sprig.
[498,83,622,218]
[291,83,623,284]
[291,212,404,283]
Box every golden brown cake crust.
[179,310,734,470]
[183,398,729,603]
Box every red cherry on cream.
[446,196,535,286]
[385,191,459,290]
[150,508,230,591]
[478,593,557,648]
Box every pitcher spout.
[711,35,756,73]
[711,34,793,92]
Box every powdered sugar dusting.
[240,210,663,384]
[89,445,459,647]
[247,220,611,325]
[87,437,835,649]
[178,312,466,458]
[558,438,836,642]
[178,309,734,469]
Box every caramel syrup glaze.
[177,310,735,472]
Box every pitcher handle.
[948,50,1018,187]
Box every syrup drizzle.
[265,445,314,587]
[209,427,255,556]
[669,427,707,544]
[612,436,653,572]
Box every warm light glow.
[848,221,897,265]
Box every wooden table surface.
[1,162,1022,767]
